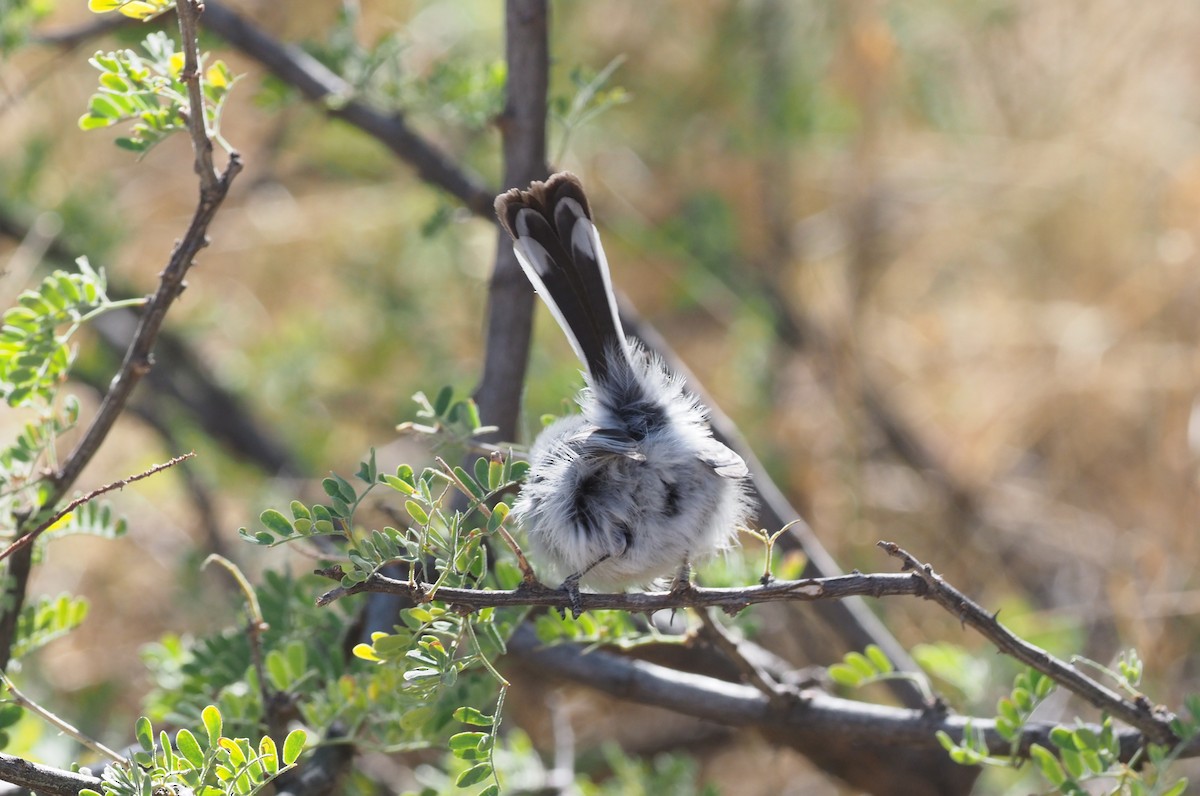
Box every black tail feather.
[496,173,626,383]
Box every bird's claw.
[558,572,585,619]
[667,562,694,596]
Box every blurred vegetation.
[3,0,1200,793]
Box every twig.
[0,753,102,796]
[879,541,1178,745]
[696,608,782,699]
[0,0,243,670]
[0,674,127,763]
[176,0,218,189]
[202,555,278,734]
[315,566,924,610]
[0,452,195,564]
[199,1,494,218]
[433,456,537,583]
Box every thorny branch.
[319,540,1184,749]
[0,1,242,670]
[0,452,195,565]
[880,541,1179,745]
[315,566,925,611]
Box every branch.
[507,625,1181,794]
[316,567,925,610]
[881,541,1179,745]
[0,3,243,670]
[176,0,218,189]
[199,1,495,218]
[322,540,1183,748]
[0,674,126,763]
[0,753,101,796]
[48,166,241,498]
[0,452,195,565]
[471,0,548,442]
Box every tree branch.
[881,542,1178,745]
[0,2,243,671]
[199,1,495,218]
[472,0,549,442]
[315,566,924,611]
[507,624,1180,794]
[0,452,195,565]
[0,753,101,796]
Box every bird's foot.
[667,561,694,596]
[557,572,585,619]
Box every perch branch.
[316,566,925,610]
[880,541,1178,745]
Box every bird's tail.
[495,172,628,384]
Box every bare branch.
[696,608,782,699]
[0,673,126,763]
[176,0,218,189]
[507,625,1179,791]
[199,1,495,218]
[0,452,195,565]
[880,541,1178,745]
[0,753,101,796]
[0,3,244,670]
[315,566,924,610]
[472,0,549,442]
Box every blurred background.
[3,0,1200,792]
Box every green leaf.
[844,651,876,679]
[259,509,293,537]
[827,663,861,687]
[434,385,453,416]
[265,648,289,690]
[1049,726,1075,749]
[448,732,488,753]
[1029,744,1066,786]
[135,716,153,752]
[1072,726,1099,750]
[453,706,494,727]
[864,644,893,674]
[176,728,204,768]
[0,705,22,730]
[1162,779,1189,796]
[405,500,430,526]
[78,113,114,130]
[259,734,279,774]
[282,729,306,766]
[201,705,222,748]
[455,763,492,788]
[383,474,415,494]
[1059,747,1083,779]
[323,474,356,504]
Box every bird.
[494,172,753,594]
